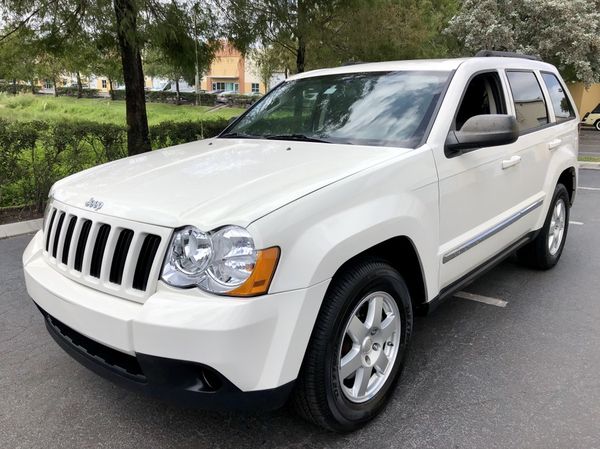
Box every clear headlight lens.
[162,225,261,294]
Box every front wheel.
[292,259,413,432]
[595,120,600,131]
[517,183,570,269]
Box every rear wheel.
[517,183,570,269]
[292,259,413,432]
[595,120,600,131]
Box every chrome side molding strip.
[442,198,544,264]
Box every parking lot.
[1,168,599,449]
[580,127,600,157]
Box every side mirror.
[445,114,519,154]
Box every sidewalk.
[0,218,42,239]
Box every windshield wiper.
[264,134,331,143]
[220,131,260,139]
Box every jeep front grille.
[43,200,171,303]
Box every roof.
[287,57,557,80]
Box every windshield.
[221,71,450,148]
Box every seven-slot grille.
[43,200,171,303]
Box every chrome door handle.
[502,155,521,169]
[548,139,562,150]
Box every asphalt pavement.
[579,127,600,157]
[1,170,599,449]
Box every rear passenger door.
[499,69,577,239]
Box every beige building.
[200,42,266,95]
[568,83,600,116]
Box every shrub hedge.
[0,118,228,211]
[0,83,37,94]
[110,89,219,106]
[55,87,101,98]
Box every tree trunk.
[30,79,35,94]
[295,0,306,74]
[114,0,151,156]
[296,39,306,74]
[108,78,115,100]
[11,78,16,95]
[76,71,83,98]
[52,76,58,97]
[175,79,180,105]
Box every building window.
[212,82,225,91]
[44,80,52,89]
[101,79,107,89]
[251,83,260,94]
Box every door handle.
[502,155,521,169]
[548,139,562,150]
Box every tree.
[445,0,600,85]
[220,0,354,74]
[309,0,459,68]
[0,0,211,156]
[145,1,218,105]
[251,46,282,90]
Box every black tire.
[517,183,570,269]
[595,120,600,132]
[291,258,413,432]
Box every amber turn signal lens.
[228,247,280,297]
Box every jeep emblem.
[85,198,104,211]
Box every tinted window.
[592,103,600,114]
[455,72,506,130]
[541,73,575,122]
[224,71,450,148]
[506,71,548,132]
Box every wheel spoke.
[353,366,372,397]
[365,296,383,329]
[339,347,362,380]
[374,352,390,375]
[379,314,397,342]
[346,315,368,343]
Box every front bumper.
[23,231,329,408]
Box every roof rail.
[475,50,541,61]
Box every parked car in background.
[216,91,240,103]
[24,52,578,433]
[581,103,600,130]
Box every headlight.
[162,225,279,297]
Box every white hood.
[51,138,404,229]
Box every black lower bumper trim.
[37,303,294,411]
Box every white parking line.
[454,291,508,308]
[579,186,600,191]
[570,221,584,226]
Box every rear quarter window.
[506,71,549,133]
[541,72,576,122]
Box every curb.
[580,162,600,170]
[0,218,43,239]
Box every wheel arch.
[328,235,428,313]
[557,166,576,205]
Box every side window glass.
[506,71,549,132]
[455,72,506,130]
[541,73,575,122]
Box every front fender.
[249,148,440,301]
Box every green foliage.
[0,84,37,94]
[55,87,101,98]
[446,0,600,84]
[0,117,228,209]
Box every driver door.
[434,71,521,288]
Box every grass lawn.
[0,93,245,125]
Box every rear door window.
[506,71,549,133]
[541,72,575,122]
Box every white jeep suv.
[23,52,578,432]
